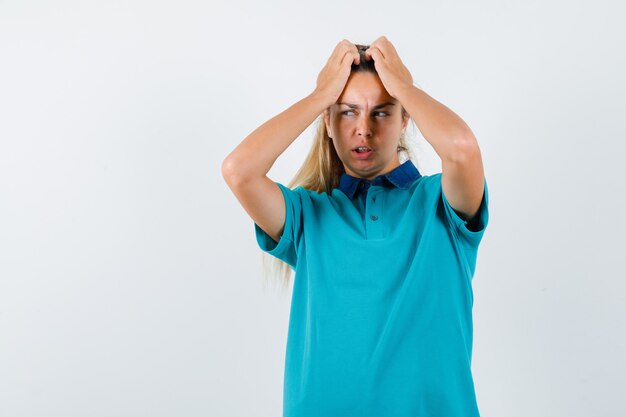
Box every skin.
[323,71,409,181]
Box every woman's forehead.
[337,72,394,105]
[336,101,397,109]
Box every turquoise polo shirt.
[254,159,489,417]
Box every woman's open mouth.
[352,147,373,159]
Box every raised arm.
[365,36,485,223]
[221,40,361,242]
[395,85,484,224]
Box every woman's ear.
[401,110,410,132]
[323,108,332,137]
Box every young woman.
[222,36,489,417]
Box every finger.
[344,41,360,65]
[368,36,383,51]
[372,36,398,60]
[368,41,385,59]
[351,44,360,65]
[382,38,399,59]
[371,35,391,48]
[326,40,346,65]
[340,50,359,68]
[331,39,357,65]
[365,46,384,62]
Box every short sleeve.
[253,181,303,268]
[440,176,489,248]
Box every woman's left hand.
[364,36,414,99]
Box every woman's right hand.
[313,40,360,105]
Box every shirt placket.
[358,180,384,240]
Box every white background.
[1,0,625,416]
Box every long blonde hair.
[260,44,418,293]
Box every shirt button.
[370,215,378,221]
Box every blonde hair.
[260,44,418,293]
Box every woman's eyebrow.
[337,102,396,109]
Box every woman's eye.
[341,111,388,117]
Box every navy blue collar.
[337,159,422,199]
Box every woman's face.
[324,71,409,181]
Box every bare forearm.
[396,85,476,162]
[222,91,331,183]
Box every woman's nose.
[356,116,373,137]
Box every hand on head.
[363,36,414,99]
[314,37,413,104]
[314,39,361,105]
